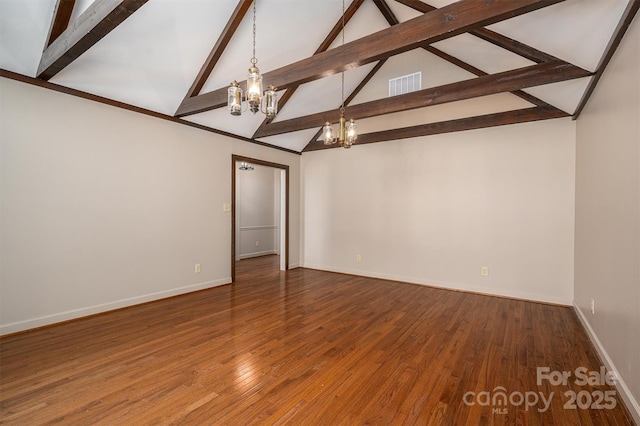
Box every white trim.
[573,304,640,424]
[0,278,231,336]
[239,250,278,260]
[301,263,572,305]
[239,225,277,231]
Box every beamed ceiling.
[1,0,638,154]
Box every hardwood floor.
[0,255,634,425]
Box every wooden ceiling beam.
[298,0,550,150]
[175,0,565,117]
[298,0,396,150]
[299,59,388,149]
[45,0,77,47]
[375,0,550,107]
[315,0,367,54]
[297,0,390,150]
[371,0,398,24]
[420,44,548,107]
[255,61,590,138]
[253,0,367,136]
[37,0,149,80]
[303,106,568,151]
[182,0,253,100]
[395,0,559,63]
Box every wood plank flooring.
[0,255,634,425]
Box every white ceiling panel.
[0,0,633,153]
[0,0,56,76]
[385,1,423,22]
[354,93,534,135]
[351,48,478,105]
[200,0,347,95]
[273,62,378,122]
[432,33,536,75]
[70,0,99,22]
[184,105,266,140]
[523,77,593,115]
[259,128,321,152]
[488,0,631,72]
[327,0,391,50]
[50,0,239,115]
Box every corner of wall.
[573,304,640,423]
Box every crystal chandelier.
[321,0,357,149]
[227,1,278,119]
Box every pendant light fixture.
[238,162,254,171]
[228,1,278,119]
[322,0,357,149]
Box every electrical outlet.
[195,263,201,273]
[356,254,362,262]
[255,240,260,247]
[481,266,489,276]
[590,298,595,314]
[223,203,231,212]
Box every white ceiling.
[0,0,633,152]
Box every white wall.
[0,77,300,335]
[574,15,640,419]
[236,165,279,259]
[302,118,576,305]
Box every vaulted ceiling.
[1,0,638,154]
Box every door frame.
[231,155,289,282]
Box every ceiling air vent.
[389,72,422,97]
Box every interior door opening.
[231,155,289,282]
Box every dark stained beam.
[46,0,77,47]
[372,0,397,24]
[573,0,640,119]
[299,59,388,148]
[295,0,388,149]
[300,0,548,150]
[395,0,559,63]
[315,0,367,54]
[253,0,366,135]
[183,0,253,100]
[175,0,566,117]
[471,27,558,63]
[37,0,149,80]
[421,44,548,107]
[374,0,549,107]
[304,106,569,151]
[256,61,590,138]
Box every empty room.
[1,0,639,424]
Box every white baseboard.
[0,278,231,336]
[239,250,277,259]
[301,263,572,305]
[573,304,640,424]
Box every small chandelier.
[239,162,254,171]
[322,100,357,148]
[227,0,278,119]
[321,0,357,149]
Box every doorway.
[231,155,289,282]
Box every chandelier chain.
[251,0,257,65]
[340,0,345,112]
[321,0,357,147]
